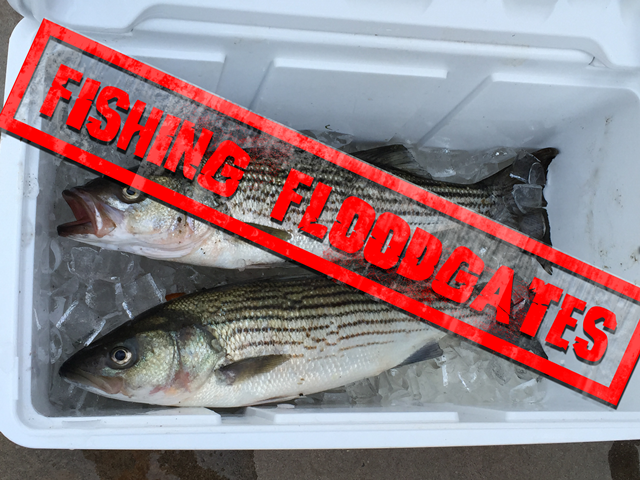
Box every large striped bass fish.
[57,145,557,269]
[60,276,479,407]
[59,271,546,407]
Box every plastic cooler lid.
[7,0,640,69]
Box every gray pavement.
[0,1,637,478]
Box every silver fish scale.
[139,150,513,270]
[163,277,436,364]
[224,153,500,235]
[148,276,446,406]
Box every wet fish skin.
[59,276,445,407]
[57,147,556,268]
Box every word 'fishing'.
[39,64,250,198]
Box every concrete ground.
[0,2,638,478]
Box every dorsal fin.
[351,145,432,179]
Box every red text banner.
[1,20,640,406]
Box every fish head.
[57,175,209,260]
[59,315,224,405]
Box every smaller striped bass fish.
[57,145,558,270]
[59,276,450,407]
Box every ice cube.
[49,296,67,325]
[470,370,498,403]
[377,371,394,399]
[510,378,540,403]
[514,365,537,381]
[528,162,546,186]
[114,282,127,317]
[54,299,78,329]
[83,317,107,346]
[512,184,544,213]
[453,343,481,366]
[387,389,413,407]
[33,308,42,331]
[188,268,218,290]
[441,363,449,387]
[416,147,519,184]
[56,300,102,346]
[140,258,176,286]
[294,396,316,406]
[96,249,141,284]
[73,390,88,412]
[346,378,380,405]
[300,130,354,150]
[434,354,447,367]
[121,274,166,319]
[488,357,513,386]
[321,392,351,405]
[50,328,63,364]
[40,238,63,274]
[457,367,479,392]
[50,275,80,298]
[173,265,221,294]
[85,280,117,315]
[68,247,100,281]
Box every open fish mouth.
[59,364,125,396]
[57,189,116,238]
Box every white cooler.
[2,0,640,449]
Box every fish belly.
[182,322,443,407]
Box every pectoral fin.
[396,341,444,367]
[247,223,292,241]
[165,292,187,302]
[216,355,291,385]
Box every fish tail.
[352,144,558,249]
[481,148,558,254]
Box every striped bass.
[60,276,450,407]
[57,146,557,269]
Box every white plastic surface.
[4,1,640,448]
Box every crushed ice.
[342,339,546,408]
[304,129,533,184]
[38,134,546,415]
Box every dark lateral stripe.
[307,327,416,345]
[239,283,363,303]
[211,299,395,325]
[236,339,305,351]
[231,324,426,353]
[339,340,395,352]
[219,316,420,341]
[211,285,371,314]
[222,299,390,317]
[244,166,498,223]
[338,327,426,341]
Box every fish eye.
[122,186,142,201]
[109,346,135,368]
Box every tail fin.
[480,148,558,273]
[351,145,558,270]
[480,148,558,241]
